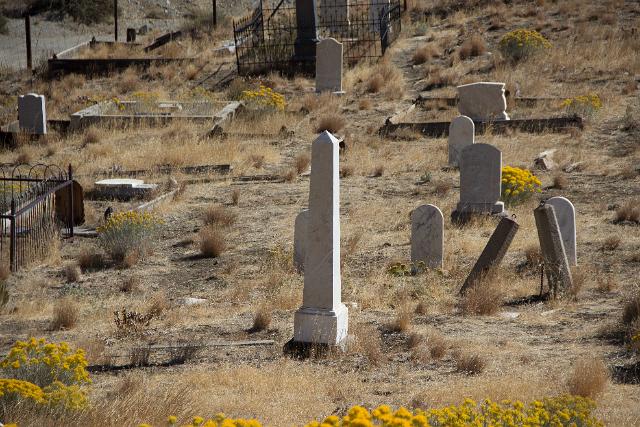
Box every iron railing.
[0,164,74,271]
[233,0,402,76]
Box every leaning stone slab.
[293,209,309,272]
[316,38,344,94]
[18,93,47,134]
[534,202,573,297]
[460,216,519,294]
[208,101,245,137]
[448,115,474,167]
[410,204,444,269]
[546,196,577,266]
[94,178,158,200]
[457,82,509,121]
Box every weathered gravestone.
[534,202,573,297]
[452,143,505,223]
[18,93,47,134]
[546,196,577,266]
[448,115,475,167]
[55,181,85,227]
[410,204,444,269]
[293,209,309,272]
[460,216,519,294]
[285,131,348,354]
[316,38,344,94]
[457,82,510,121]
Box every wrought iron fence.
[233,0,402,76]
[0,164,75,271]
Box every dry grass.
[567,358,609,399]
[340,165,354,178]
[120,275,140,293]
[199,228,226,258]
[601,235,621,251]
[64,263,81,283]
[354,324,384,366]
[433,181,452,196]
[83,127,101,145]
[366,73,385,93]
[455,352,486,375]
[459,283,502,316]
[413,43,440,64]
[146,292,169,317]
[551,174,568,189]
[615,200,640,223]
[427,331,448,360]
[294,153,311,174]
[78,249,107,272]
[622,294,640,326]
[230,189,240,206]
[458,34,487,60]
[358,99,373,110]
[203,206,237,227]
[50,299,79,330]
[371,165,385,177]
[388,304,413,333]
[315,114,345,134]
[251,306,272,332]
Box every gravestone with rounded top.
[457,82,509,121]
[448,115,475,167]
[546,196,577,266]
[18,93,47,134]
[453,143,504,221]
[411,204,444,269]
[293,209,309,272]
[316,38,344,94]
[290,131,348,347]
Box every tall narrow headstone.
[293,209,309,272]
[448,115,475,167]
[289,131,348,348]
[452,143,505,222]
[460,216,519,294]
[316,38,344,94]
[457,82,510,121]
[294,0,319,69]
[18,93,47,134]
[546,196,577,266]
[411,204,444,269]
[534,202,573,298]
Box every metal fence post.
[114,0,119,42]
[68,164,74,238]
[9,199,16,272]
[25,14,32,71]
[213,0,217,29]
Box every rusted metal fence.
[233,0,402,76]
[0,164,74,271]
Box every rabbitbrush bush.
[143,396,603,427]
[0,338,91,414]
[97,211,162,262]
[240,85,286,112]
[499,29,552,62]
[561,94,602,118]
[501,166,542,207]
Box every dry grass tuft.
[249,154,265,169]
[340,165,354,178]
[316,114,345,134]
[569,266,587,299]
[524,244,542,267]
[552,174,567,189]
[458,34,487,60]
[622,294,640,326]
[371,165,385,177]
[119,275,140,293]
[82,127,100,145]
[199,227,226,258]
[601,235,621,251]
[354,324,384,366]
[389,304,413,333]
[433,180,452,196]
[204,205,237,227]
[51,299,79,330]
[146,292,169,317]
[407,332,424,349]
[358,99,373,110]
[366,73,385,93]
[459,281,502,316]
[455,352,486,375]
[615,200,640,223]
[427,331,447,360]
[567,357,609,399]
[413,43,440,64]
[64,263,81,283]
[251,305,272,332]
[78,249,107,272]
[294,153,311,174]
[230,189,240,206]
[283,168,298,183]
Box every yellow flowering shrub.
[501,166,542,207]
[0,338,91,412]
[561,94,602,118]
[499,29,552,62]
[141,397,602,427]
[97,211,163,262]
[240,85,286,112]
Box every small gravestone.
[55,181,85,226]
[18,93,47,134]
[411,204,444,269]
[293,209,309,272]
[534,202,573,297]
[285,131,348,354]
[457,82,510,121]
[546,196,577,266]
[316,38,344,94]
[448,115,474,167]
[452,143,505,223]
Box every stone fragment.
[293,209,309,272]
[316,38,344,94]
[534,149,557,171]
[18,93,47,134]
[448,115,474,167]
[457,82,510,121]
[208,101,245,137]
[410,204,444,269]
[460,216,519,294]
[546,196,577,266]
[534,202,573,297]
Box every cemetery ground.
[1,0,640,426]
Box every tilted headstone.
[293,209,309,272]
[319,0,349,33]
[369,0,391,34]
[316,38,344,94]
[534,202,573,297]
[453,143,504,221]
[457,82,510,121]
[291,131,348,346]
[448,115,475,167]
[411,204,444,269]
[546,196,577,266]
[460,216,519,294]
[18,93,47,134]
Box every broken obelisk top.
[286,131,348,353]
